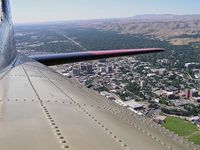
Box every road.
[62,34,87,50]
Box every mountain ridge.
[77,14,200,47]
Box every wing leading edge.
[30,48,164,66]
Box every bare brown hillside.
[80,14,200,46]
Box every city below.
[56,58,200,124]
[15,15,200,145]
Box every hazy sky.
[10,0,200,23]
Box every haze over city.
[11,0,200,23]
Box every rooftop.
[124,100,144,109]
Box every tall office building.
[107,66,113,73]
[87,64,93,74]
[73,68,80,76]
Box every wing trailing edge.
[30,48,164,66]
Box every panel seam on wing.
[38,69,131,149]
[21,65,71,150]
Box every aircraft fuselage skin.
[0,0,17,70]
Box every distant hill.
[79,14,200,47]
[129,14,200,21]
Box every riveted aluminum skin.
[0,57,199,150]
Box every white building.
[124,100,144,110]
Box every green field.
[163,116,200,145]
[163,116,198,136]
[188,134,200,145]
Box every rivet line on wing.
[22,65,71,149]
[38,68,199,150]
[77,103,130,149]
[38,69,130,150]
[75,84,197,149]
[40,100,70,149]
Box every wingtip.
[152,48,165,52]
[159,48,165,51]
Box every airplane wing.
[0,56,196,150]
[30,48,164,66]
[0,1,199,150]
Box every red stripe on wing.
[88,48,163,55]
